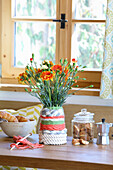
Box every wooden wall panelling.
[0,100,113,138]
[0,0,2,64]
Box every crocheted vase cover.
[39,107,67,145]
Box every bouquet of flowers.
[18,54,92,108]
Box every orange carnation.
[38,68,42,73]
[40,71,54,81]
[51,65,62,74]
[64,67,69,81]
[64,67,69,75]
[49,61,54,66]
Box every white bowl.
[0,120,36,137]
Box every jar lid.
[73,108,94,123]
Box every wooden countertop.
[0,133,113,170]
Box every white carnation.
[40,65,48,70]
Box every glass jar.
[72,108,95,142]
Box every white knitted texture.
[39,132,67,145]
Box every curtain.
[100,0,113,99]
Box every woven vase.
[39,107,67,145]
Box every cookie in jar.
[72,109,95,143]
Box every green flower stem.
[52,75,59,106]
[24,79,46,104]
[28,71,38,84]
[24,81,33,89]
[41,80,51,107]
[38,79,52,107]
[27,79,36,89]
[61,73,73,92]
[48,81,52,107]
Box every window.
[1,0,107,95]
[72,0,106,70]
[12,0,56,68]
[71,0,107,90]
[1,0,60,78]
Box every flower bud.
[30,58,33,63]
[30,66,33,70]
[26,65,30,70]
[60,58,63,64]
[25,88,28,92]
[72,58,77,63]
[64,58,68,65]
[25,70,29,74]
[32,53,34,59]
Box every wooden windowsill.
[0,91,113,107]
[0,83,100,96]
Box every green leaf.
[26,29,32,37]
[73,85,79,87]
[60,58,63,65]
[88,85,94,88]
[75,76,79,79]
[83,66,87,68]
[79,78,86,80]
[17,61,23,66]
[38,2,44,10]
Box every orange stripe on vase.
[40,123,65,131]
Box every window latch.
[53,13,68,29]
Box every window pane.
[71,23,105,70]
[13,0,56,18]
[72,0,107,19]
[14,22,56,67]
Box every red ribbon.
[10,136,44,150]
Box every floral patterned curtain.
[100,0,113,99]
